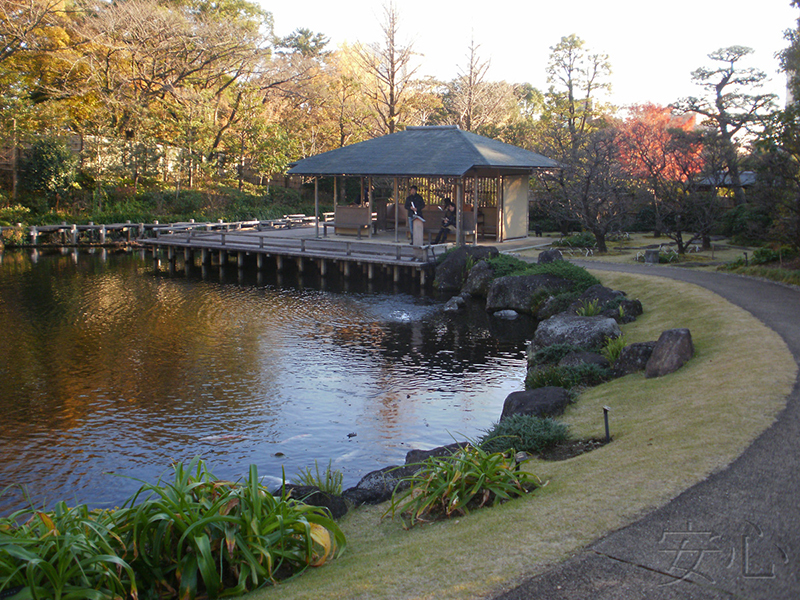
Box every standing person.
[404,185,426,242]
[434,198,457,244]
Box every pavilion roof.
[287,125,560,178]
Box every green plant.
[385,445,539,528]
[292,460,344,496]
[479,414,569,455]
[0,459,346,600]
[120,459,345,598]
[526,363,611,390]
[601,334,627,364]
[0,501,136,599]
[575,298,601,316]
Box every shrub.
[526,363,611,390]
[522,260,601,293]
[601,334,627,364]
[479,414,569,455]
[528,343,586,368]
[484,253,528,278]
[385,445,539,528]
[552,231,597,248]
[292,460,344,496]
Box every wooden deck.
[141,225,448,285]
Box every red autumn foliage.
[617,104,703,184]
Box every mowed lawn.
[247,271,797,600]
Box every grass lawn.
[246,271,796,600]
[521,232,754,266]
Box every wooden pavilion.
[287,126,559,245]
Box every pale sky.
[263,0,796,108]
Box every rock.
[500,387,571,421]
[537,249,563,264]
[486,274,572,315]
[279,485,348,519]
[461,260,495,297]
[405,442,468,465]
[612,341,657,377]
[645,329,694,378]
[342,464,417,506]
[577,284,625,307]
[531,314,621,352]
[602,298,643,324]
[493,309,519,320]
[434,246,499,293]
[558,351,610,370]
[443,295,465,312]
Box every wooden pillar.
[419,268,426,286]
[218,250,226,265]
[276,255,283,270]
[318,259,327,276]
[167,246,175,261]
[368,176,373,239]
[296,257,304,272]
[256,254,264,269]
[314,177,320,238]
[367,263,374,280]
[201,248,210,265]
[473,175,480,245]
[394,265,400,283]
[456,179,464,246]
[343,261,350,276]
[238,252,244,268]
[30,226,38,246]
[393,177,400,243]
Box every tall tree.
[673,46,776,205]
[536,34,617,250]
[355,1,419,134]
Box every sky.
[263,0,797,108]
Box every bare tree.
[355,1,419,134]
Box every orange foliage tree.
[618,104,715,253]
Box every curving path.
[496,262,800,600]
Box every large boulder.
[646,328,694,378]
[486,274,572,315]
[558,351,610,370]
[602,298,643,324]
[405,442,468,465]
[342,464,416,506]
[500,387,571,421]
[612,341,657,377]
[531,314,621,352]
[279,485,348,519]
[434,246,499,293]
[537,249,564,264]
[460,259,495,297]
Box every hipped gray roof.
[287,125,560,178]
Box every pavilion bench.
[322,205,376,239]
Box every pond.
[0,248,533,516]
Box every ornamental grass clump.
[292,460,344,496]
[479,414,569,455]
[0,458,346,600]
[385,445,540,529]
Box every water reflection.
[0,249,531,515]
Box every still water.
[0,248,531,515]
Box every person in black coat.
[434,198,457,244]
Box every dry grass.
[247,272,796,600]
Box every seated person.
[434,198,457,244]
